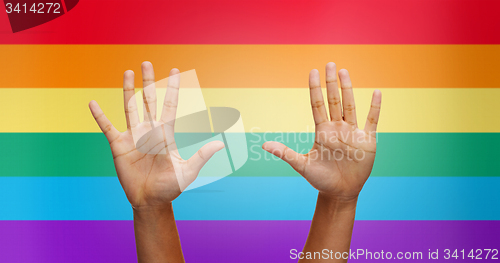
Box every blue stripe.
[0,176,498,220]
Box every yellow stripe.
[1,45,500,88]
[1,88,498,133]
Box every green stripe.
[1,133,498,177]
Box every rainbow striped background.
[1,0,500,262]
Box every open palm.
[263,62,381,199]
[89,62,224,209]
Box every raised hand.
[263,62,381,200]
[89,62,224,209]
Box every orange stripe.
[1,45,499,88]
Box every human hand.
[262,62,381,200]
[89,62,225,210]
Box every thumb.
[89,100,120,143]
[262,141,306,174]
[187,140,226,175]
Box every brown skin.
[263,62,381,262]
[89,62,224,263]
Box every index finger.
[123,70,140,129]
[309,69,329,126]
[364,90,382,134]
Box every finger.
[364,89,382,134]
[325,62,342,121]
[141,61,157,123]
[89,100,120,143]
[338,69,358,128]
[262,141,307,175]
[309,69,329,125]
[187,140,225,175]
[160,68,180,126]
[123,70,140,129]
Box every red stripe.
[0,0,499,44]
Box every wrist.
[133,203,174,222]
[317,192,358,214]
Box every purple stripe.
[0,221,498,262]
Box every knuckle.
[311,100,325,108]
[103,124,113,133]
[315,120,328,125]
[143,95,157,103]
[368,117,378,125]
[163,121,175,128]
[344,104,356,111]
[326,78,338,84]
[108,135,121,145]
[163,100,178,108]
[328,97,341,106]
[346,120,357,126]
[123,86,135,92]
[94,112,105,120]
[125,104,137,113]
[197,149,206,160]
